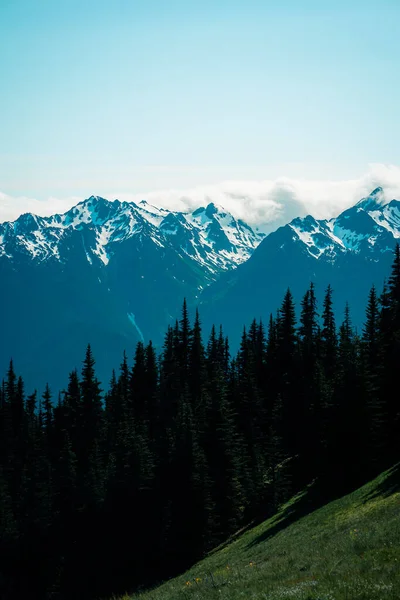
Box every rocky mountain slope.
[0,196,262,275]
[200,187,400,345]
[2,187,399,391]
[0,196,262,391]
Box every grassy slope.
[122,464,400,600]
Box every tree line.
[0,246,399,599]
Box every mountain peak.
[13,212,42,234]
[282,187,400,260]
[205,202,218,217]
[370,186,384,197]
[84,195,110,207]
[192,202,226,220]
[206,201,228,217]
[136,199,168,216]
[0,194,260,274]
[356,187,386,212]
[80,195,110,209]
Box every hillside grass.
[120,464,400,600]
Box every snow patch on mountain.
[368,202,400,239]
[0,195,262,277]
[127,312,144,342]
[3,188,398,274]
[287,188,400,260]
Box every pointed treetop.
[388,243,400,305]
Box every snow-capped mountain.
[286,187,397,260]
[200,188,400,347]
[0,196,263,277]
[0,196,262,392]
[2,187,398,393]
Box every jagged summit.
[2,186,399,392]
[0,195,261,274]
[192,201,225,217]
[367,186,384,198]
[3,187,396,269]
[205,202,219,217]
[356,186,387,211]
[285,188,400,260]
[198,188,400,355]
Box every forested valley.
[1,247,400,600]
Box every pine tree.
[63,369,81,457]
[297,283,323,482]
[363,286,379,355]
[276,289,299,487]
[387,243,400,436]
[130,341,147,424]
[42,383,53,448]
[119,351,130,418]
[203,325,243,541]
[164,315,209,568]
[178,298,192,386]
[265,313,279,417]
[144,341,159,442]
[362,286,385,471]
[379,246,400,462]
[388,243,400,326]
[234,325,266,517]
[332,304,366,490]
[2,364,26,514]
[188,309,206,419]
[78,345,104,508]
[321,285,337,381]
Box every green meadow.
[119,464,400,600]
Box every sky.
[1,0,400,225]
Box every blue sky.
[1,0,400,209]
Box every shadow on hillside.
[363,462,400,502]
[248,462,400,550]
[247,481,333,550]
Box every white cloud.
[0,193,81,225]
[113,164,400,232]
[2,164,400,232]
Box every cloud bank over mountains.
[2,164,400,233]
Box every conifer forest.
[1,247,400,600]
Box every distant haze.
[2,164,400,233]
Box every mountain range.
[1,186,399,391]
[0,197,262,391]
[199,186,399,346]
